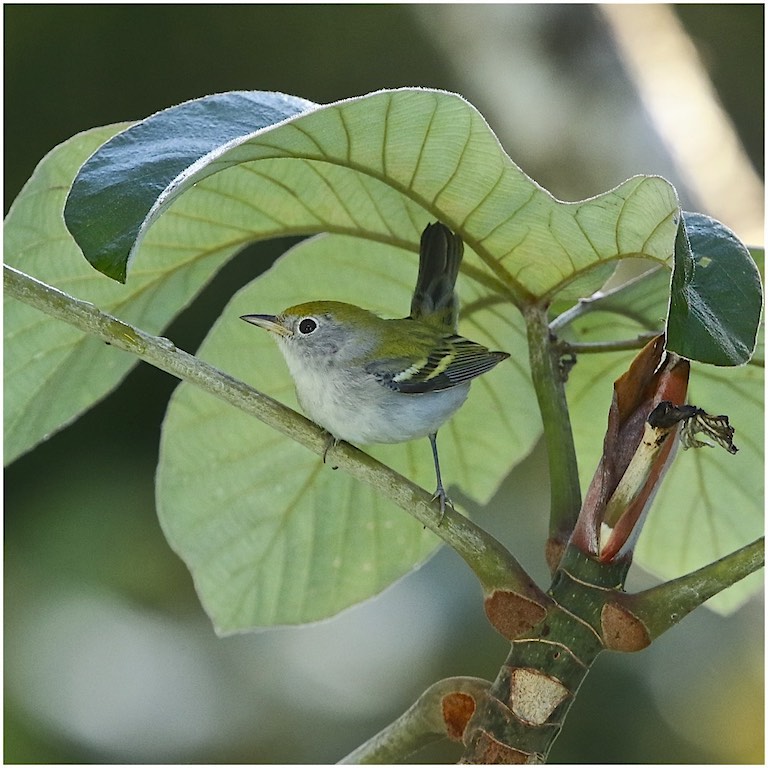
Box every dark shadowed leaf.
[64,91,316,281]
[667,211,762,366]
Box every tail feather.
[409,222,463,330]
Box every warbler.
[241,222,509,517]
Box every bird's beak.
[240,314,291,337]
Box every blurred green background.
[5,4,763,763]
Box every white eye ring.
[298,317,318,335]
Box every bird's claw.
[431,486,453,526]
[322,433,340,469]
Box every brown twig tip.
[649,401,739,454]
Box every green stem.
[461,549,615,763]
[4,263,541,600]
[622,537,764,640]
[559,332,659,355]
[548,293,600,333]
[525,303,582,556]
[338,676,491,764]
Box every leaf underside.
[157,234,536,632]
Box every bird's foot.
[322,433,340,469]
[431,485,454,526]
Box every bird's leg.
[428,432,452,523]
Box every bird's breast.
[286,355,469,445]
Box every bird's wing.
[365,336,509,394]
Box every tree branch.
[525,302,582,567]
[558,332,659,355]
[4,263,544,601]
[338,676,491,764]
[621,537,764,640]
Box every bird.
[241,222,509,519]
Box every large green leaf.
[64,88,681,304]
[65,88,758,366]
[157,234,534,633]
[562,263,764,614]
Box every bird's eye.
[298,317,318,335]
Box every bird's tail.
[409,222,463,330]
